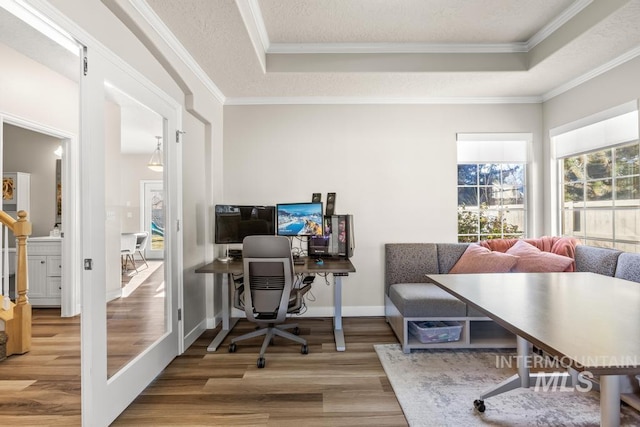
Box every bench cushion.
[574,245,622,277]
[385,244,439,295]
[388,283,466,317]
[614,253,640,283]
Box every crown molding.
[526,0,593,50]
[268,42,529,54]
[224,96,543,106]
[236,0,267,72]
[129,0,226,104]
[542,45,640,102]
[249,0,592,56]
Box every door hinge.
[177,308,182,321]
[176,130,186,143]
[84,259,93,270]
[83,56,88,76]
[177,219,181,232]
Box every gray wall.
[3,123,61,238]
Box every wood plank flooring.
[0,309,407,426]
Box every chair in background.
[134,231,149,268]
[121,233,138,273]
[229,235,309,368]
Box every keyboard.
[293,258,305,265]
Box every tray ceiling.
[142,0,640,103]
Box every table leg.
[600,375,621,427]
[478,336,572,402]
[207,272,238,352]
[333,274,345,352]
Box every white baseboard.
[183,318,207,353]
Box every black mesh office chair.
[229,235,309,368]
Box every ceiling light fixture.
[147,136,163,172]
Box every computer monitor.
[276,202,324,236]
[214,205,275,244]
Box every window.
[560,143,640,251]
[456,134,530,243]
[552,101,640,252]
[457,163,526,242]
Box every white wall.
[119,153,164,233]
[541,56,640,236]
[0,42,78,133]
[224,103,543,315]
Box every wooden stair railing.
[0,210,32,355]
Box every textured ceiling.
[142,0,640,102]
[259,0,575,44]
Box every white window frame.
[550,101,640,250]
[456,133,532,242]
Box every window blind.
[456,133,530,163]
[551,100,639,158]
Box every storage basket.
[409,320,463,343]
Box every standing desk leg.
[207,272,239,352]
[333,274,346,351]
[600,375,621,427]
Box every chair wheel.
[474,399,486,413]
[301,344,309,354]
[257,357,266,368]
[293,327,300,335]
[228,343,236,353]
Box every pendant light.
[147,136,163,172]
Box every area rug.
[375,344,640,427]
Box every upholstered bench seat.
[388,283,466,318]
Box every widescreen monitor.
[276,202,323,236]
[214,205,275,244]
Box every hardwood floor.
[0,309,407,426]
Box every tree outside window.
[457,163,526,242]
[561,143,640,252]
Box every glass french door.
[80,47,181,426]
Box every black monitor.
[214,205,275,244]
[276,202,324,236]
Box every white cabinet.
[27,237,62,307]
[2,172,30,215]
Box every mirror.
[104,83,166,378]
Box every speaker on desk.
[326,192,336,216]
[312,193,321,203]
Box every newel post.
[7,210,32,355]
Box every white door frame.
[0,112,80,317]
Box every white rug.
[375,344,640,427]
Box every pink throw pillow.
[506,240,574,272]
[449,244,519,274]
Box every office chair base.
[229,323,309,368]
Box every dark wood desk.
[196,257,356,352]
[427,272,640,427]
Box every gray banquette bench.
[384,243,640,354]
